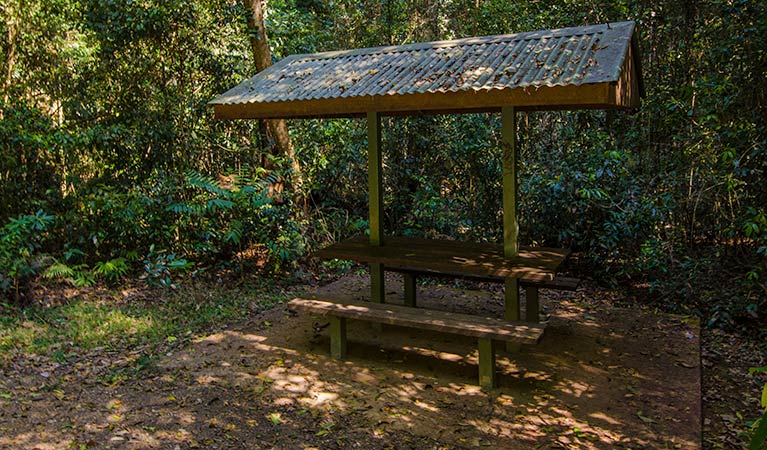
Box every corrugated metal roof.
[211,21,641,119]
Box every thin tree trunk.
[473,0,480,36]
[1,1,19,119]
[242,0,304,203]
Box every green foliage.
[0,0,764,336]
[0,283,285,366]
[521,125,671,283]
[140,246,192,288]
[93,257,130,281]
[167,170,306,271]
[744,208,767,292]
[0,106,64,221]
[43,261,95,288]
[0,211,55,302]
[749,366,767,450]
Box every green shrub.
[140,245,192,288]
[0,211,54,303]
[749,366,767,450]
[0,106,63,223]
[166,170,306,272]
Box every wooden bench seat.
[288,297,545,390]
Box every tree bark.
[1,0,20,119]
[242,0,304,202]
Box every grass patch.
[0,282,287,366]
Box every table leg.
[404,273,417,307]
[505,278,520,320]
[370,263,385,304]
[505,278,521,351]
[525,286,539,323]
[370,263,384,331]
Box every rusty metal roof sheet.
[211,21,642,119]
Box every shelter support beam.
[502,106,518,258]
[368,112,385,306]
[502,106,520,350]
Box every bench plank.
[386,266,580,291]
[288,298,545,345]
[531,276,580,291]
[317,235,570,283]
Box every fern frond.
[263,171,280,187]
[72,271,96,287]
[224,220,243,245]
[43,262,76,279]
[167,202,204,215]
[206,198,235,212]
[93,258,129,280]
[43,261,95,287]
[186,171,233,198]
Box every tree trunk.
[1,1,20,120]
[242,0,304,203]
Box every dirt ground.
[0,274,701,449]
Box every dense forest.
[1,0,766,447]
[3,0,765,330]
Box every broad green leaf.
[750,411,767,450]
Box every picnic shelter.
[209,21,643,389]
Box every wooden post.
[502,106,520,351]
[502,106,519,258]
[329,316,347,358]
[403,274,417,307]
[368,112,385,305]
[478,338,496,390]
[525,286,540,323]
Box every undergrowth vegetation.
[0,282,284,368]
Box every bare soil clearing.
[0,274,701,449]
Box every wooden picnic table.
[318,235,570,284]
[317,235,574,324]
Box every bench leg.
[504,278,521,351]
[403,273,417,307]
[329,316,347,359]
[370,263,385,331]
[525,286,539,323]
[478,338,497,390]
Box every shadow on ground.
[0,274,700,449]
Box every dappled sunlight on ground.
[0,274,700,449]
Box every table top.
[317,235,570,283]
